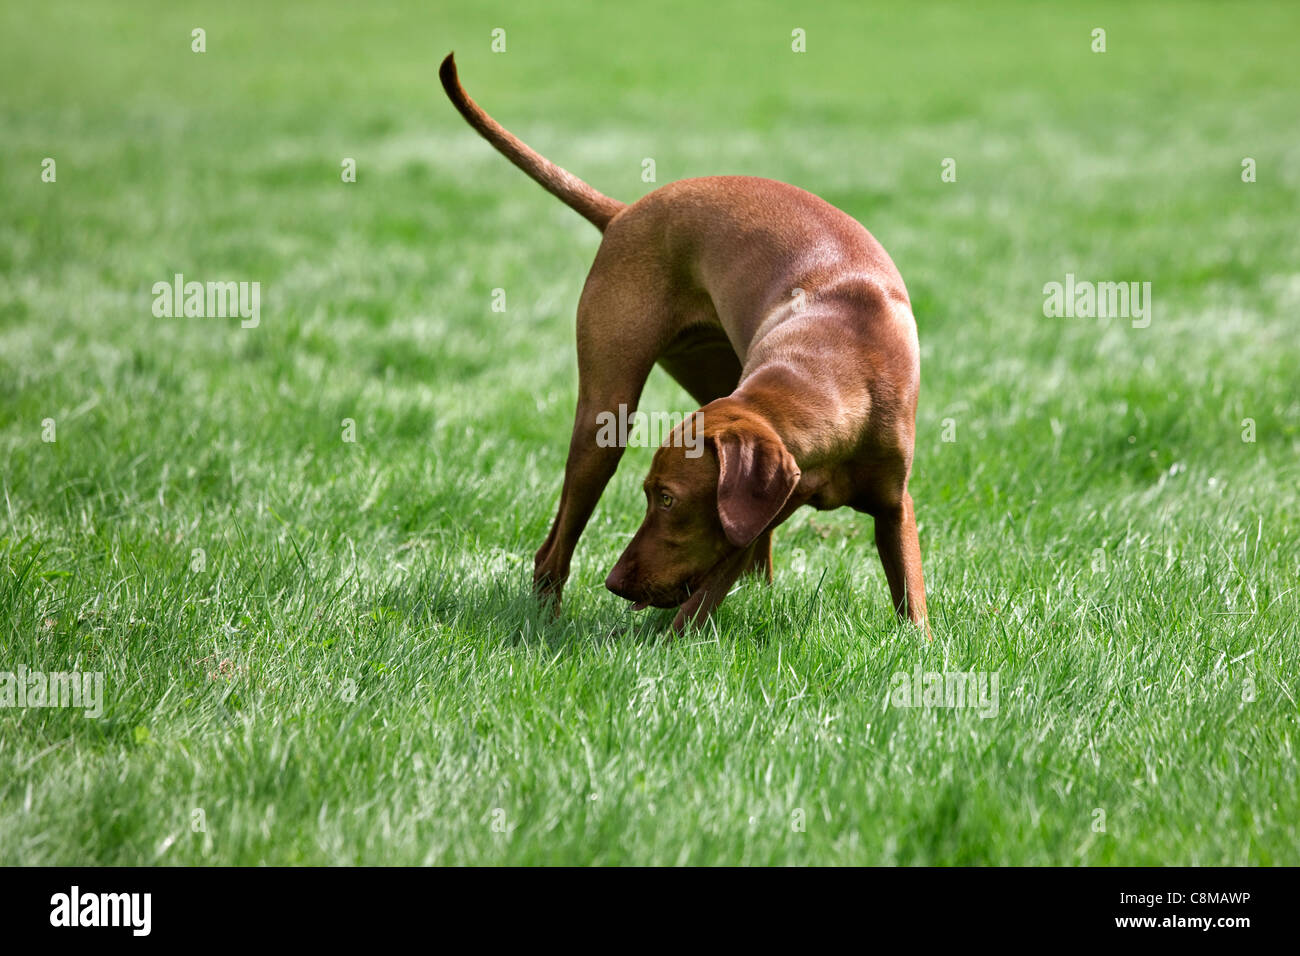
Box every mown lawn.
[1,0,1297,864]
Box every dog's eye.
[659,493,674,509]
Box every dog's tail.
[439,53,626,232]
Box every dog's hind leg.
[533,369,652,612]
[532,247,672,612]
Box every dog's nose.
[605,565,636,600]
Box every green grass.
[1,0,1298,865]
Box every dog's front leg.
[872,490,930,635]
[740,529,774,583]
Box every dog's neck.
[730,367,865,465]
[702,380,859,510]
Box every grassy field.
[1,0,1297,865]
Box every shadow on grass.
[370,561,679,652]
[368,552,920,654]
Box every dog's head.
[605,404,800,611]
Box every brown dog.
[440,54,929,635]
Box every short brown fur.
[440,54,929,635]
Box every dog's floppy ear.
[709,426,801,548]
